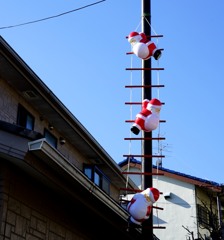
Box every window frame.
[17,104,35,130]
[44,128,57,148]
[197,204,209,226]
[83,164,110,194]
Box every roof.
[118,157,222,189]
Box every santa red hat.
[149,187,160,202]
[128,31,143,44]
[148,98,162,109]
[149,98,161,106]
[128,31,139,38]
[143,187,160,203]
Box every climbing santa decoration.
[127,187,160,226]
[131,98,162,135]
[128,31,162,60]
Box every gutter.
[28,138,129,221]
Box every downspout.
[216,195,222,228]
[195,187,200,239]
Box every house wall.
[153,175,198,240]
[196,187,218,238]
[0,78,84,169]
[0,77,119,201]
[0,70,135,238]
[0,161,87,240]
[0,78,19,123]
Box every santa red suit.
[127,187,160,225]
[128,31,162,60]
[131,98,162,135]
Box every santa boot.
[153,49,162,60]
[131,126,140,135]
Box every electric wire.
[0,0,106,30]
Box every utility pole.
[141,0,153,239]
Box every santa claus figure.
[128,31,162,60]
[131,98,162,135]
[127,187,160,225]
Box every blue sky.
[1,0,224,184]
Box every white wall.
[153,176,198,240]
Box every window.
[94,171,101,186]
[84,166,92,179]
[44,129,57,148]
[197,204,209,226]
[83,165,110,194]
[17,104,34,130]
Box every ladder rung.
[125,85,165,88]
[120,199,164,210]
[120,188,163,195]
[147,35,164,38]
[145,226,166,229]
[126,68,164,71]
[125,102,165,105]
[120,188,142,192]
[126,225,166,229]
[125,35,164,39]
[122,171,164,176]
[125,120,166,123]
[154,206,164,210]
[125,102,141,105]
[124,137,166,140]
[123,154,165,158]
[126,48,164,55]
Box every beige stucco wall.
[195,187,219,238]
[0,75,121,207]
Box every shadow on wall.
[163,192,191,208]
[153,215,167,225]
